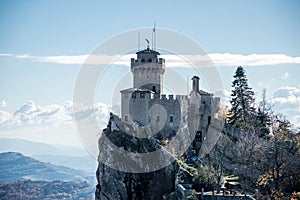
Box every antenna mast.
[138,32,140,51]
[187,75,189,96]
[153,22,156,50]
[152,26,154,50]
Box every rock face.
[96,162,175,200]
[95,114,176,200]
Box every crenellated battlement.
[150,94,189,101]
[121,47,221,139]
[131,57,165,68]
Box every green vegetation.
[192,66,300,199]
[225,66,300,199]
[227,66,256,129]
[177,160,198,177]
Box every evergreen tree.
[227,66,256,128]
[256,89,272,137]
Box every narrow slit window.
[156,116,160,123]
[170,115,174,122]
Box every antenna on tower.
[152,25,154,50]
[187,75,189,96]
[138,32,140,51]
[153,22,156,50]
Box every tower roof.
[136,47,160,55]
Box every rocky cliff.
[95,114,177,200]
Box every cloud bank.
[214,87,300,128]
[270,86,300,127]
[0,100,113,129]
[0,88,299,146]
[0,100,7,108]
[1,53,300,67]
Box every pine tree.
[256,88,272,137]
[227,66,256,128]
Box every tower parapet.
[131,47,165,94]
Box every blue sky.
[0,0,300,146]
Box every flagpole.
[153,22,156,50]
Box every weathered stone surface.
[95,114,176,200]
[96,161,175,200]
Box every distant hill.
[0,180,94,200]
[0,152,93,183]
[33,154,97,174]
[0,138,97,174]
[0,138,88,156]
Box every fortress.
[96,42,225,200]
[120,43,221,140]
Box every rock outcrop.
[95,114,176,200]
[95,112,226,200]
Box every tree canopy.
[227,66,256,129]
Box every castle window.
[196,131,202,142]
[132,93,136,98]
[148,58,152,62]
[169,115,174,122]
[125,115,128,121]
[152,86,156,93]
[140,93,145,98]
[141,58,145,62]
[156,116,160,123]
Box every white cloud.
[271,86,300,127]
[0,100,113,146]
[0,100,7,108]
[213,87,300,128]
[281,72,289,80]
[214,89,231,99]
[4,53,300,67]
[0,100,111,129]
[13,54,131,65]
[0,111,12,123]
[272,86,300,99]
[0,54,13,56]
[207,53,300,67]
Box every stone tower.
[121,45,220,130]
[130,45,165,94]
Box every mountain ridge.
[0,138,88,156]
[0,152,93,183]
